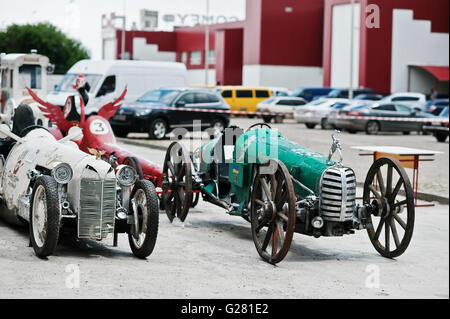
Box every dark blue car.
[290,88,333,102]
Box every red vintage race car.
[26,85,162,187]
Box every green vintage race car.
[162,123,414,264]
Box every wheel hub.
[371,198,390,218]
[262,201,277,221]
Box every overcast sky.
[0,0,246,59]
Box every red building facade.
[103,0,449,94]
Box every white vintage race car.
[0,105,159,258]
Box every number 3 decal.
[89,119,109,135]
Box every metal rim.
[162,142,193,222]
[32,185,47,248]
[366,121,379,134]
[213,120,225,132]
[153,120,167,139]
[364,157,415,258]
[250,160,296,264]
[131,189,148,248]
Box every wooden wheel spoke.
[261,224,274,251]
[276,191,288,209]
[261,178,272,200]
[174,192,181,214]
[255,217,268,233]
[386,165,393,197]
[390,218,401,249]
[177,188,185,204]
[277,211,288,222]
[391,178,403,199]
[392,200,407,208]
[374,219,385,241]
[376,169,386,197]
[385,221,390,252]
[167,161,177,177]
[369,185,382,201]
[392,211,407,230]
[255,199,265,207]
[276,220,285,244]
[177,164,186,179]
[167,191,174,202]
[272,226,279,256]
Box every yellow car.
[218,86,273,115]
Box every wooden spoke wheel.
[191,192,200,208]
[162,142,193,223]
[364,157,415,258]
[250,160,296,264]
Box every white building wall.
[186,69,216,86]
[132,38,177,62]
[103,38,117,60]
[330,3,360,89]
[242,65,323,90]
[391,9,449,93]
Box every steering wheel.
[19,125,50,137]
[246,123,272,132]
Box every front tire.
[149,118,168,140]
[128,180,159,259]
[30,176,61,258]
[365,121,380,135]
[305,123,316,129]
[262,116,272,123]
[435,132,448,142]
[113,127,129,138]
[210,118,226,137]
[320,118,331,130]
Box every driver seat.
[12,104,36,137]
[213,127,244,179]
[0,104,36,158]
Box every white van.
[46,59,187,114]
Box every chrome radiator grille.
[319,166,356,222]
[79,179,116,239]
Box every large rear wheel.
[250,160,296,264]
[162,142,193,222]
[364,157,415,258]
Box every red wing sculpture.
[26,87,73,133]
[97,87,128,120]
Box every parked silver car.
[332,103,434,135]
[294,98,349,129]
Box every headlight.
[136,109,152,116]
[52,163,73,184]
[116,165,137,186]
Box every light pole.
[204,0,210,86]
[349,0,355,99]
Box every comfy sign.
[161,13,239,26]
